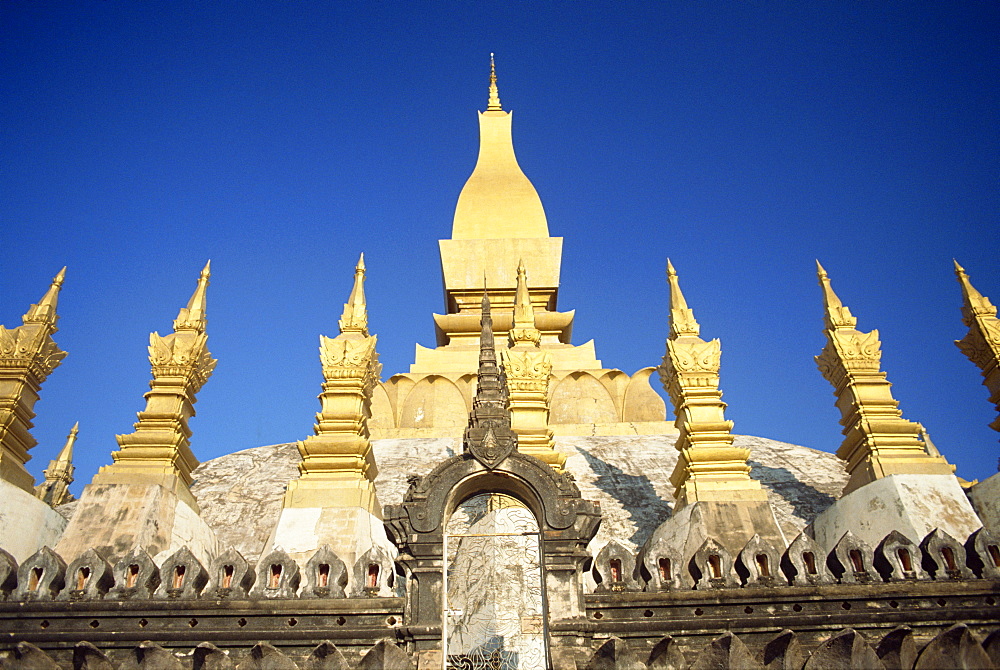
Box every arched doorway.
[444,492,547,669]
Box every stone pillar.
[57,262,219,565]
[954,261,1000,437]
[268,255,392,574]
[645,262,785,571]
[0,269,70,561]
[815,262,954,494]
[501,260,564,470]
[0,268,67,493]
[808,262,982,549]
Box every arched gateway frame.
[385,455,601,670]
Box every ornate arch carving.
[385,448,600,630]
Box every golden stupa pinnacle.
[487,53,502,112]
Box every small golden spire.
[513,259,533,324]
[487,53,503,111]
[510,259,541,346]
[35,420,77,506]
[339,253,369,336]
[23,267,66,328]
[53,422,79,468]
[816,260,855,329]
[174,261,211,332]
[954,259,996,325]
[665,259,700,337]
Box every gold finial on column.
[338,253,369,336]
[815,262,953,494]
[510,259,541,346]
[953,260,1000,435]
[35,422,77,506]
[666,259,700,337]
[658,261,765,508]
[23,267,66,328]
[173,260,210,332]
[487,53,503,111]
[816,260,856,329]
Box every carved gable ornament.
[469,425,514,470]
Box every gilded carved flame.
[148,331,217,392]
[0,326,67,377]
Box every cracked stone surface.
[190,442,301,562]
[189,434,848,562]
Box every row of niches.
[0,543,398,602]
[593,526,1000,592]
[2,640,412,670]
[581,625,1000,670]
[6,525,998,602]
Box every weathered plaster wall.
[968,471,1000,532]
[190,434,848,563]
[0,479,66,562]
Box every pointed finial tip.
[815,260,828,278]
[666,258,676,276]
[487,53,502,111]
[357,252,366,270]
[200,260,211,278]
[70,421,79,434]
[953,258,966,274]
[54,267,67,285]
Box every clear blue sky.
[2,1,997,495]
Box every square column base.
[265,503,395,590]
[808,473,983,551]
[0,479,67,562]
[642,499,787,588]
[56,480,219,566]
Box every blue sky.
[2,1,997,494]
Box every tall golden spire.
[95,263,218,502]
[815,262,953,494]
[0,269,68,493]
[22,267,66,329]
[285,257,382,513]
[35,422,77,506]
[955,260,996,324]
[338,253,369,336]
[659,261,765,508]
[173,260,210,332]
[487,53,502,111]
[953,261,1000,435]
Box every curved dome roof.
[451,109,549,240]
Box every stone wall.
[188,434,847,564]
